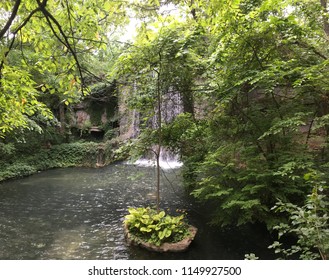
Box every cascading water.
[129,88,184,169]
[133,148,183,169]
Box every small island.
[124,207,197,253]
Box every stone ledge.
[124,224,197,253]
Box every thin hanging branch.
[294,41,328,60]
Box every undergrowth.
[0,141,115,182]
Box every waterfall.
[162,87,183,123]
[134,147,183,170]
[122,87,184,169]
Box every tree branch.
[0,5,43,77]
[66,36,107,45]
[65,0,77,53]
[294,41,328,60]
[36,0,85,92]
[0,0,21,40]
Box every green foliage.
[0,0,127,137]
[87,82,118,126]
[0,140,115,182]
[44,141,99,167]
[0,142,16,159]
[79,120,92,136]
[107,0,329,231]
[2,0,329,257]
[124,207,190,246]
[269,174,329,260]
[145,0,329,229]
[0,65,53,136]
[176,108,314,227]
[0,162,37,179]
[244,253,259,260]
[112,17,206,118]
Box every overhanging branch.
[0,0,21,40]
[36,0,85,92]
[0,4,42,78]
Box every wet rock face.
[75,110,90,128]
[124,224,198,253]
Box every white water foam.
[132,158,183,170]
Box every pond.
[0,163,275,259]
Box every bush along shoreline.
[0,140,123,183]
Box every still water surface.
[0,163,274,259]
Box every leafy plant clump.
[245,173,329,260]
[124,207,191,247]
[269,183,329,260]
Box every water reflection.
[0,163,274,259]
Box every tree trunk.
[182,89,195,119]
[156,143,161,212]
[321,0,329,38]
[59,102,66,135]
[155,56,163,213]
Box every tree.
[112,13,207,210]
[151,0,329,228]
[0,0,126,137]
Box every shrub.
[269,176,329,260]
[0,143,16,160]
[0,141,116,182]
[0,162,37,180]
